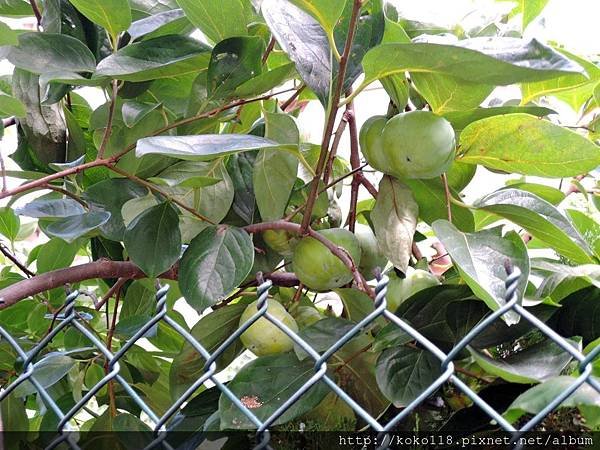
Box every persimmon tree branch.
[0,259,298,309]
[97,80,119,160]
[244,220,373,297]
[346,102,360,232]
[300,0,363,233]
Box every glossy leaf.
[376,346,442,407]
[504,376,600,424]
[459,114,600,178]
[219,353,329,429]
[432,221,530,325]
[95,35,211,82]
[16,198,85,218]
[548,287,600,345]
[136,134,292,161]
[207,36,264,99]
[442,106,555,132]
[469,338,576,384]
[289,0,345,37]
[226,151,257,224]
[14,353,76,397]
[254,112,299,221]
[0,207,20,242]
[45,211,111,243]
[123,202,181,277]
[405,179,475,232]
[262,0,331,104]
[67,0,131,39]
[127,9,188,40]
[176,0,248,43]
[371,176,418,272]
[84,179,149,241]
[7,32,96,74]
[179,225,254,311]
[36,238,79,273]
[475,189,594,264]
[361,38,585,89]
[235,63,297,98]
[0,92,26,118]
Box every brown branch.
[346,102,360,232]
[28,0,42,28]
[2,117,16,128]
[244,220,373,297]
[262,37,276,64]
[0,259,299,309]
[281,85,306,112]
[0,242,34,278]
[95,277,128,311]
[300,0,363,233]
[97,80,119,160]
[323,111,349,184]
[107,165,215,224]
[359,175,378,198]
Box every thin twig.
[95,278,127,311]
[300,0,363,233]
[262,37,276,64]
[107,165,215,224]
[0,153,6,193]
[323,111,349,184]
[28,0,42,28]
[345,102,360,232]
[281,85,306,112]
[96,80,119,160]
[0,242,34,278]
[441,173,452,223]
[42,184,88,208]
[105,284,122,417]
[2,117,16,128]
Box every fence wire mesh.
[1,266,598,450]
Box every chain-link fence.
[0,266,598,450]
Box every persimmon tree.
[0,0,599,441]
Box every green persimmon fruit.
[386,267,440,311]
[359,115,388,173]
[292,228,361,291]
[382,111,456,179]
[239,299,298,356]
[293,306,323,329]
[361,111,456,180]
[354,223,387,279]
[263,229,296,257]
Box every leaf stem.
[300,0,363,233]
[96,80,119,160]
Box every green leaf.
[136,134,293,161]
[127,9,189,41]
[262,0,331,105]
[459,114,600,178]
[219,353,329,429]
[14,353,76,397]
[289,0,345,38]
[476,189,593,264]
[567,210,600,260]
[207,36,264,100]
[548,287,600,345]
[121,101,161,128]
[36,238,79,273]
[84,179,148,241]
[235,63,297,98]
[0,0,32,17]
[521,0,549,30]
[376,346,442,407]
[226,151,257,224]
[404,179,475,232]
[254,112,299,221]
[371,176,418,272]
[120,280,156,319]
[123,202,181,277]
[360,39,585,90]
[335,288,376,322]
[95,35,211,82]
[412,73,493,114]
[16,198,85,218]
[7,32,96,74]
[175,0,248,43]
[0,92,25,118]
[45,211,111,243]
[533,260,600,302]
[170,304,246,398]
[469,338,576,384]
[504,376,600,424]
[1,392,28,431]
[179,225,254,311]
[442,106,555,132]
[504,183,566,205]
[432,221,530,325]
[67,0,132,39]
[0,207,20,242]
